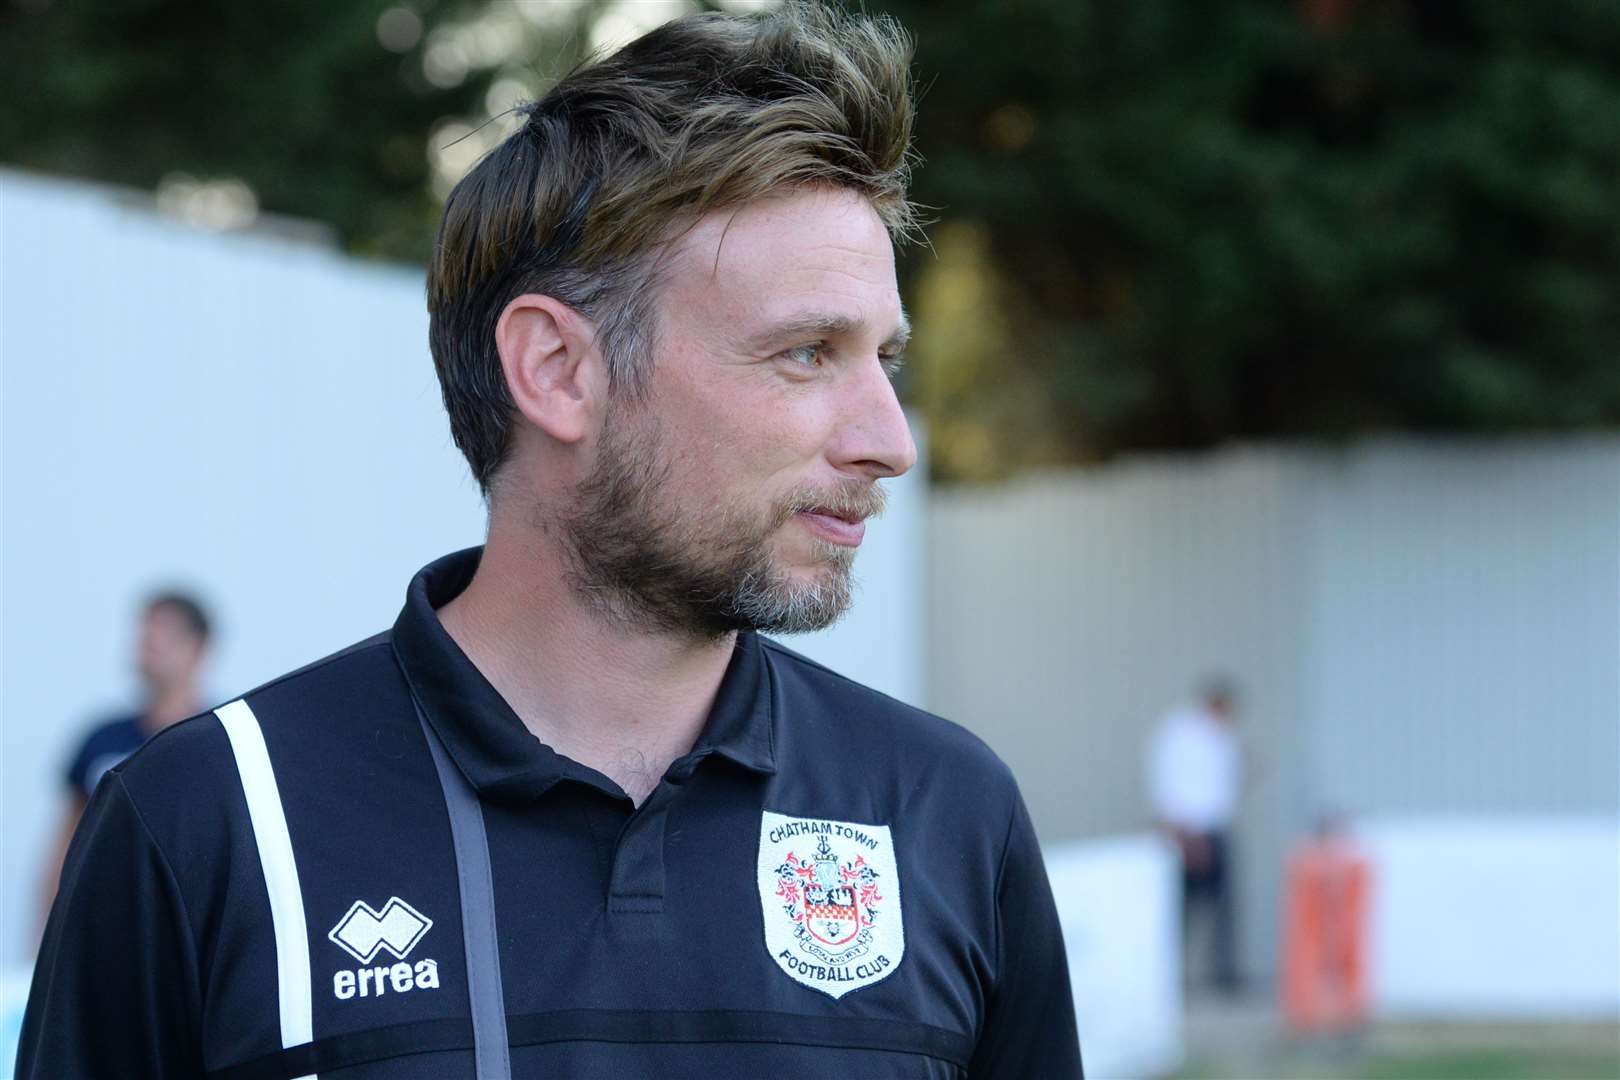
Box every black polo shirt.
[19,548,1082,1079]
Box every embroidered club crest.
[757,810,904,998]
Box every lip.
[795,509,866,547]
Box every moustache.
[774,482,888,527]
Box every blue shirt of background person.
[63,714,148,801]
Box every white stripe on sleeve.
[217,698,317,1080]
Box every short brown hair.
[426,2,918,494]
[144,590,212,644]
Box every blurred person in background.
[34,589,211,932]
[1149,676,1243,994]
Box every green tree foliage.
[0,0,495,261]
[882,0,1620,477]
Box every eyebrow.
[747,309,912,354]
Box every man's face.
[136,604,205,692]
[562,186,917,638]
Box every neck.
[144,682,199,732]
[437,512,737,806]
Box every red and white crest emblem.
[757,811,904,998]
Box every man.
[20,5,1082,1077]
[35,589,211,933]
[1148,677,1244,993]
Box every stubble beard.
[559,404,884,640]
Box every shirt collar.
[391,547,777,803]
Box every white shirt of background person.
[1148,698,1241,832]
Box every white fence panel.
[1361,816,1620,1017]
[1048,834,1183,1079]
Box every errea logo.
[328,897,441,1000]
[330,897,432,963]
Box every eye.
[780,342,828,369]
[879,351,907,380]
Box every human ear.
[494,293,607,445]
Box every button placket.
[606,780,681,916]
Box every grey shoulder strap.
[417,708,513,1080]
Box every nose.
[830,359,919,481]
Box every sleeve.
[16,771,205,1079]
[966,790,1085,1079]
[62,728,96,798]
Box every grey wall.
[928,437,1620,979]
[1303,439,1620,819]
